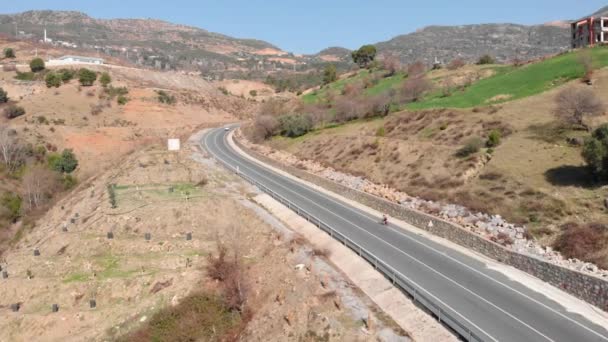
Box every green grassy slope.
[409,48,608,109]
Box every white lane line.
[221,129,608,341]
[206,129,556,342]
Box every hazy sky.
[3,1,606,54]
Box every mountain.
[375,23,570,65]
[0,10,300,76]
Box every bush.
[105,85,129,99]
[4,104,25,119]
[218,86,229,95]
[447,58,466,70]
[582,124,608,180]
[3,48,15,59]
[58,69,75,83]
[78,68,97,86]
[48,149,78,173]
[553,222,608,269]
[45,72,62,88]
[156,90,176,104]
[1,192,22,222]
[0,87,8,103]
[486,130,501,147]
[248,115,279,142]
[62,174,77,190]
[117,95,129,105]
[376,126,385,137]
[401,76,433,102]
[99,72,111,87]
[107,184,117,208]
[249,89,257,97]
[322,64,337,85]
[15,71,36,81]
[456,137,483,157]
[278,114,313,137]
[477,55,496,65]
[29,58,45,72]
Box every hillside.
[376,23,570,65]
[0,10,303,76]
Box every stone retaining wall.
[234,137,608,311]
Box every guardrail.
[207,135,490,342]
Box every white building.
[57,55,104,65]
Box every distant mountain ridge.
[1,8,598,78]
[374,23,570,65]
[0,10,303,76]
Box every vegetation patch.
[408,48,608,109]
[116,293,240,342]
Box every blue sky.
[3,1,607,54]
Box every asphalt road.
[202,127,608,342]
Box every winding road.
[202,127,608,342]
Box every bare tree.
[334,97,364,122]
[0,126,25,171]
[407,61,426,78]
[22,166,57,210]
[554,87,604,129]
[402,76,433,102]
[381,53,401,76]
[447,58,466,70]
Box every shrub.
[45,72,62,88]
[278,114,313,137]
[447,58,466,70]
[48,149,78,173]
[249,115,279,142]
[376,126,385,137]
[382,53,401,76]
[4,105,25,119]
[553,222,608,269]
[582,124,608,180]
[57,69,75,83]
[407,61,426,78]
[156,90,176,104]
[3,48,15,59]
[486,130,501,147]
[117,95,129,105]
[99,72,111,87]
[477,54,496,65]
[1,192,22,222]
[0,87,7,103]
[218,86,229,95]
[554,87,604,129]
[62,174,77,190]
[78,68,97,86]
[322,64,337,85]
[401,76,433,102]
[29,58,45,72]
[249,89,257,97]
[105,85,129,99]
[456,137,483,157]
[107,184,117,208]
[15,71,36,81]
